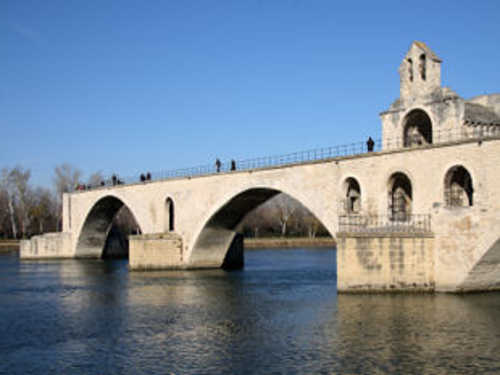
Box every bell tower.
[399,41,442,99]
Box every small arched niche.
[419,54,426,80]
[407,58,414,82]
[388,172,412,221]
[444,166,474,207]
[403,109,433,147]
[164,197,175,232]
[344,177,361,214]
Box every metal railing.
[74,125,500,192]
[338,214,432,234]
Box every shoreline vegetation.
[0,240,20,253]
[244,237,336,249]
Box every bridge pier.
[129,233,183,270]
[336,232,435,292]
[128,232,245,270]
[20,232,73,259]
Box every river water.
[1,248,499,374]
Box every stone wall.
[337,233,434,292]
[20,232,73,259]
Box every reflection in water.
[336,294,500,374]
[1,249,500,374]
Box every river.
[1,248,499,374]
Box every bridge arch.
[186,186,334,269]
[75,195,143,258]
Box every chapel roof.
[464,102,500,126]
[412,41,442,63]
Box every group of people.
[75,180,107,191]
[111,175,123,185]
[140,172,152,182]
[215,159,237,173]
[75,184,90,191]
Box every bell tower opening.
[398,41,442,100]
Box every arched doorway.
[75,196,142,258]
[164,197,175,231]
[388,172,412,221]
[444,166,474,207]
[403,109,433,147]
[344,177,361,214]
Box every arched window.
[165,197,175,231]
[419,54,426,81]
[407,58,414,82]
[444,166,473,207]
[403,109,433,147]
[344,177,361,214]
[388,172,412,221]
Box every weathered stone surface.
[337,233,434,292]
[20,232,73,259]
[129,233,183,270]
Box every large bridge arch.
[186,184,336,268]
[75,195,144,258]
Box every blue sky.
[2,0,499,188]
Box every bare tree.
[30,187,57,234]
[240,202,277,237]
[1,168,19,238]
[9,167,32,238]
[88,171,104,188]
[240,193,331,239]
[54,163,82,196]
[0,169,14,238]
[268,194,300,237]
[0,186,11,238]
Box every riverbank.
[0,238,336,253]
[0,240,19,253]
[244,237,336,249]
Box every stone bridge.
[20,41,500,293]
[21,135,500,292]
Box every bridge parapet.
[72,127,500,193]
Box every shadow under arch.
[459,236,500,292]
[75,195,142,258]
[188,187,333,269]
